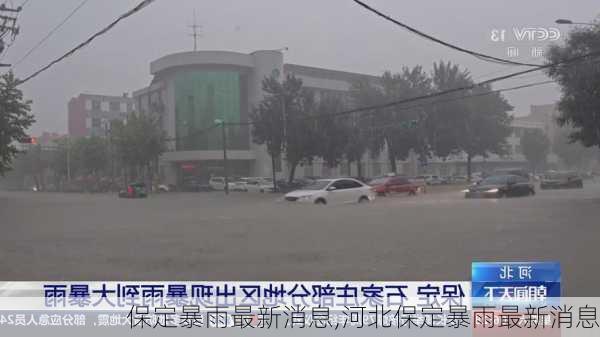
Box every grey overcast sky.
[4,0,599,135]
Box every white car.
[284,178,375,205]
[231,178,251,192]
[209,177,236,191]
[245,177,274,193]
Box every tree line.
[15,113,165,192]
[251,61,514,183]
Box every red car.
[369,176,419,196]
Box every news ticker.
[1,261,598,334]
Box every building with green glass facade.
[133,50,384,186]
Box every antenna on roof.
[189,10,202,52]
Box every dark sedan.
[464,175,535,198]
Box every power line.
[351,0,542,67]
[228,79,556,128]
[229,46,600,128]
[360,81,554,131]
[356,79,556,120]
[13,0,91,67]
[315,50,598,120]
[17,0,156,85]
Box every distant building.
[68,93,135,138]
[132,49,564,185]
[133,50,380,185]
[36,131,66,146]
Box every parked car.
[208,177,225,190]
[439,176,452,185]
[540,171,583,190]
[368,176,418,196]
[493,168,529,179]
[276,178,314,193]
[284,178,375,205]
[182,177,211,192]
[451,175,468,184]
[415,175,443,185]
[245,177,275,193]
[464,175,535,198]
[118,182,148,199]
[230,178,251,192]
[157,184,171,192]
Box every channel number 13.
[490,29,507,42]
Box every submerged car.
[464,175,535,198]
[540,171,583,189]
[244,177,275,193]
[118,182,148,199]
[369,176,418,196]
[284,178,375,205]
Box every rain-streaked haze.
[5,0,599,134]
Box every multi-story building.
[133,50,381,185]
[68,93,135,138]
[132,49,560,185]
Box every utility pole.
[189,10,201,52]
[66,136,71,183]
[0,4,21,67]
[215,119,229,195]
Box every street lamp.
[555,19,597,26]
[214,119,229,195]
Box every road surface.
[1,182,599,296]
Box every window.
[272,156,282,173]
[514,145,522,154]
[303,164,314,177]
[331,180,347,190]
[372,162,381,177]
[85,100,92,110]
[109,101,120,112]
[335,179,362,189]
[515,176,529,183]
[91,118,101,128]
[393,177,410,185]
[91,100,101,110]
[101,101,109,112]
[120,102,127,113]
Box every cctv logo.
[513,27,561,41]
[490,28,561,42]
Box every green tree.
[520,129,550,173]
[461,84,514,178]
[48,137,74,189]
[111,113,166,184]
[250,74,285,189]
[546,25,600,149]
[553,126,599,170]
[73,136,108,176]
[348,77,384,176]
[251,73,318,184]
[314,93,349,168]
[379,67,432,173]
[426,62,513,179]
[282,79,319,183]
[425,61,474,159]
[0,72,35,175]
